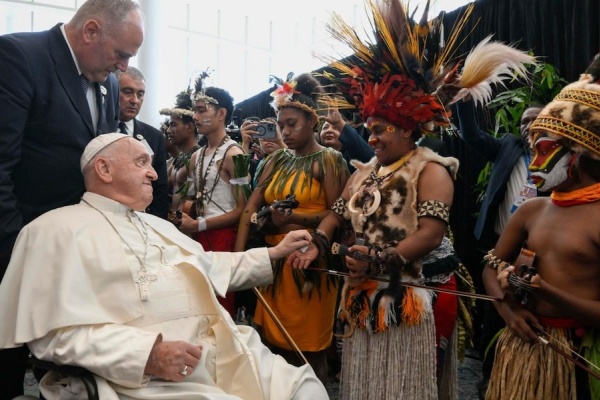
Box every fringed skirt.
[486,327,577,400]
[340,312,438,400]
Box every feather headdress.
[269,72,324,121]
[159,88,194,119]
[318,0,474,132]
[530,54,600,160]
[191,69,218,105]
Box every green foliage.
[474,58,568,199]
[487,57,568,139]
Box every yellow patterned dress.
[253,148,347,352]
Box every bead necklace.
[82,198,157,301]
[195,135,231,216]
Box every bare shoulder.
[417,161,454,204]
[189,148,201,167]
[226,143,245,157]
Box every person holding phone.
[240,117,286,188]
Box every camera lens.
[256,125,266,136]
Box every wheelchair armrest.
[29,353,99,400]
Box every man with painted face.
[175,77,246,317]
[482,62,600,399]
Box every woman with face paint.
[234,72,350,385]
[483,62,600,399]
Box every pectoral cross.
[134,269,158,301]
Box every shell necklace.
[347,149,415,236]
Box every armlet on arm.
[331,197,347,217]
[484,249,510,273]
[417,200,450,224]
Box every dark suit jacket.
[339,124,373,172]
[132,119,169,219]
[0,24,120,277]
[456,100,526,241]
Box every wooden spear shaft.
[252,287,309,365]
[309,267,502,302]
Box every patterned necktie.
[80,74,89,95]
[118,121,128,134]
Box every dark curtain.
[442,0,600,83]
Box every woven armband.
[331,197,347,217]
[483,249,510,273]
[417,200,450,224]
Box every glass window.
[33,8,73,30]
[167,0,190,30]
[246,14,271,50]
[32,0,76,8]
[0,5,33,33]
[187,2,218,36]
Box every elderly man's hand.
[268,230,312,260]
[288,242,319,270]
[145,340,202,381]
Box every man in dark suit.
[0,0,145,397]
[116,67,169,219]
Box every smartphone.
[254,122,277,140]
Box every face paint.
[202,118,212,125]
[529,133,570,191]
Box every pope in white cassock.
[0,133,328,400]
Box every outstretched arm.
[455,99,503,161]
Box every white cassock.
[0,192,328,400]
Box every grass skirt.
[340,312,438,400]
[486,327,577,400]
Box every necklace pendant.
[134,269,158,301]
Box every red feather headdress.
[318,0,474,132]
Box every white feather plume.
[454,35,537,106]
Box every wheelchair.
[27,353,99,400]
